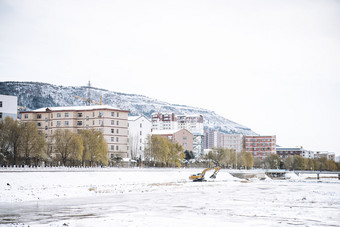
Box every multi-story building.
[177,115,204,157]
[21,105,129,159]
[151,113,178,130]
[152,129,193,152]
[301,149,314,159]
[204,129,223,149]
[221,134,244,153]
[276,147,304,160]
[244,135,276,160]
[128,115,152,160]
[314,151,335,161]
[0,94,18,120]
[177,115,204,135]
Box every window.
[183,143,187,147]
[65,121,69,126]
[183,136,187,140]
[0,112,2,119]
[37,122,41,127]
[117,112,119,117]
[116,137,119,142]
[116,121,119,125]
[77,121,83,126]
[24,114,28,119]
[99,120,103,125]
[57,113,61,118]
[77,113,83,117]
[0,101,2,107]
[99,111,103,117]
[45,126,48,130]
[65,113,69,117]
[57,121,61,126]
[111,129,114,133]
[51,122,53,126]
[45,117,48,122]
[37,114,42,119]
[86,116,89,121]
[99,128,103,132]
[116,129,119,134]
[140,123,142,128]
[51,114,53,118]
[140,131,142,135]
[111,145,114,151]
[116,145,119,150]
[111,137,114,142]
[111,120,114,125]
[111,112,114,117]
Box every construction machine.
[189,166,221,182]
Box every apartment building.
[0,94,18,120]
[276,147,304,160]
[152,129,193,152]
[21,105,129,159]
[221,134,244,153]
[177,115,204,135]
[244,135,276,160]
[204,129,223,149]
[151,113,177,130]
[128,115,152,160]
[314,151,335,161]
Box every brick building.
[244,135,276,160]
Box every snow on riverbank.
[0,168,239,203]
[1,168,340,226]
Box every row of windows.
[35,111,120,119]
[247,147,272,151]
[246,138,273,142]
[36,119,120,127]
[110,145,120,151]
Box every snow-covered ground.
[1,168,339,226]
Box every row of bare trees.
[0,117,107,167]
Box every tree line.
[0,117,107,167]
[202,148,340,171]
[144,135,185,167]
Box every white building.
[128,115,152,160]
[151,113,178,130]
[0,94,18,120]
[221,134,244,153]
[301,149,314,159]
[177,115,204,135]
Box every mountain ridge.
[0,81,256,135]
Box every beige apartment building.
[21,105,130,159]
[152,129,194,152]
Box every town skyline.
[1,0,339,155]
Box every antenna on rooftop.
[86,81,91,106]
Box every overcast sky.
[1,0,340,155]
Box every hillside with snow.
[0,81,256,135]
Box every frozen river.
[0,168,339,226]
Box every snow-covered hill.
[0,81,256,135]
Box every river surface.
[1,178,340,227]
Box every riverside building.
[21,105,130,159]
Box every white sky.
[1,0,340,155]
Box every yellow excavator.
[189,166,221,182]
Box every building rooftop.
[23,105,129,112]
